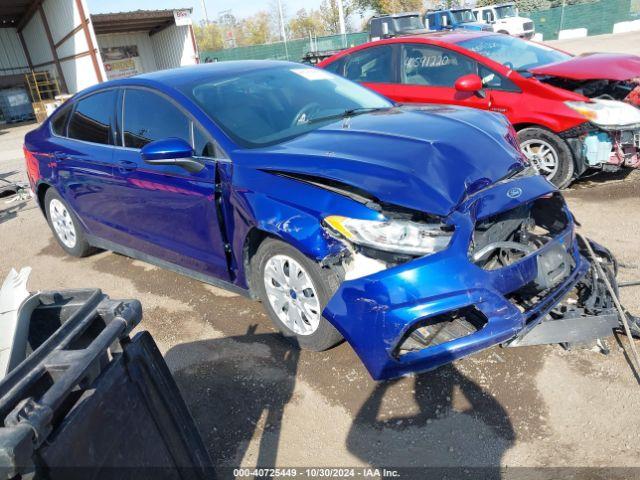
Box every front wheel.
[518,127,575,189]
[251,238,343,351]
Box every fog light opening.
[394,307,488,358]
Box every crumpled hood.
[241,106,526,216]
[529,53,640,81]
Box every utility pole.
[277,0,289,60]
[337,0,346,46]
[200,0,210,24]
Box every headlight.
[565,99,640,129]
[324,215,453,256]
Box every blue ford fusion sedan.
[24,61,605,380]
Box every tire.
[518,127,575,189]
[497,30,509,34]
[251,238,344,351]
[44,188,97,257]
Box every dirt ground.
[2,33,640,477]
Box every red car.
[319,31,640,188]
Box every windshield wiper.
[307,107,391,125]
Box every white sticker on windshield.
[291,68,333,80]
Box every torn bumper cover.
[322,178,621,380]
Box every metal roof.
[0,0,34,28]
[91,8,193,35]
[0,2,192,34]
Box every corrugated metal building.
[0,1,199,122]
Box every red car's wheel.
[518,127,575,189]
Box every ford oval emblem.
[507,187,523,199]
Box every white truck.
[473,3,535,39]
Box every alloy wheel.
[263,254,321,336]
[49,199,77,249]
[520,139,559,179]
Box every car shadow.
[166,323,516,479]
[164,325,299,480]
[346,366,516,479]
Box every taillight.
[23,146,40,187]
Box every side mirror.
[381,23,389,36]
[140,138,204,173]
[455,74,483,93]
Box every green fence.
[523,0,638,40]
[201,32,369,63]
[202,0,640,62]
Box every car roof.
[401,30,497,44]
[135,60,294,84]
[331,30,497,51]
[70,60,300,99]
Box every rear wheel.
[251,238,343,351]
[44,189,97,257]
[518,127,575,189]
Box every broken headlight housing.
[565,99,640,129]
[324,215,454,256]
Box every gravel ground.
[2,33,640,476]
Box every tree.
[355,0,424,14]
[474,0,551,11]
[319,0,357,34]
[193,22,224,51]
[236,11,273,46]
[289,8,327,38]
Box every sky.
[87,0,327,22]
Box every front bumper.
[322,175,590,380]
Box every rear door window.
[68,90,117,144]
[122,89,191,149]
[51,105,71,136]
[344,45,394,84]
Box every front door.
[394,43,491,110]
[111,87,230,281]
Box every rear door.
[395,43,491,110]
[48,89,121,240]
[111,87,230,281]
[339,44,399,100]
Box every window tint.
[344,46,394,83]
[68,91,116,144]
[478,65,519,91]
[401,44,475,87]
[123,89,190,149]
[324,57,346,76]
[51,105,71,136]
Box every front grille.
[524,21,534,30]
[469,194,570,270]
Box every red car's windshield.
[458,35,572,71]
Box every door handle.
[117,160,137,173]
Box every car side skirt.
[86,235,252,299]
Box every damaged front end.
[321,176,627,380]
[542,76,640,173]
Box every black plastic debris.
[0,289,213,480]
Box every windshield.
[494,5,517,18]
[179,65,392,148]
[394,15,424,30]
[458,35,572,70]
[451,10,476,23]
